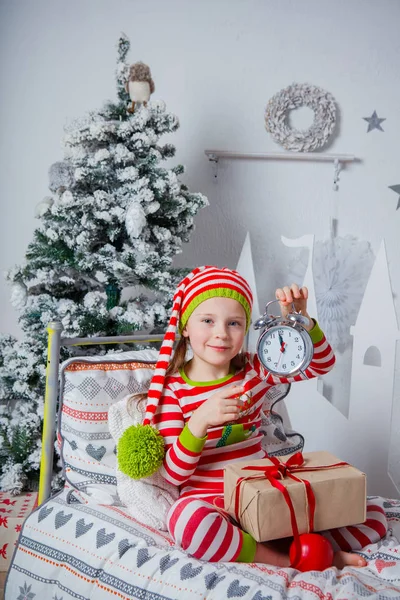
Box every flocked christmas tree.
[0,34,208,493]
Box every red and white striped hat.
[143,266,253,426]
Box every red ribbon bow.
[233,452,348,568]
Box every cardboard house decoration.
[237,234,400,498]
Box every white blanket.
[6,486,400,599]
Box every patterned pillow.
[58,349,158,504]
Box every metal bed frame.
[38,321,165,505]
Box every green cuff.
[308,319,325,344]
[236,531,257,562]
[179,424,207,453]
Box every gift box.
[224,451,366,542]
[0,492,38,572]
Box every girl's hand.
[188,385,244,438]
[275,284,313,331]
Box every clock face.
[257,325,310,375]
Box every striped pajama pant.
[167,494,388,563]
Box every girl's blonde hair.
[127,336,245,418]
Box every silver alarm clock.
[254,299,314,377]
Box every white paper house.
[238,234,400,496]
[276,237,399,497]
[348,240,400,497]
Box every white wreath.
[265,83,336,152]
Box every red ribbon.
[232,452,348,567]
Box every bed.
[5,328,400,600]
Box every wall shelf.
[204,150,357,189]
[205,149,356,163]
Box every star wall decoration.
[363,110,386,132]
[389,185,400,210]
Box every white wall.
[1,0,400,484]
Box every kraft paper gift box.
[224,451,366,542]
[0,491,38,572]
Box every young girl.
[138,266,387,569]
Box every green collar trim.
[179,366,235,387]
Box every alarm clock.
[254,299,314,377]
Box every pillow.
[58,349,159,505]
[108,396,179,531]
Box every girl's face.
[182,297,246,376]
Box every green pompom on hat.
[117,266,253,479]
[118,424,165,479]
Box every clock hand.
[276,351,284,368]
[278,334,286,353]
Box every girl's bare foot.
[333,550,367,569]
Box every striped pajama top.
[154,321,335,499]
